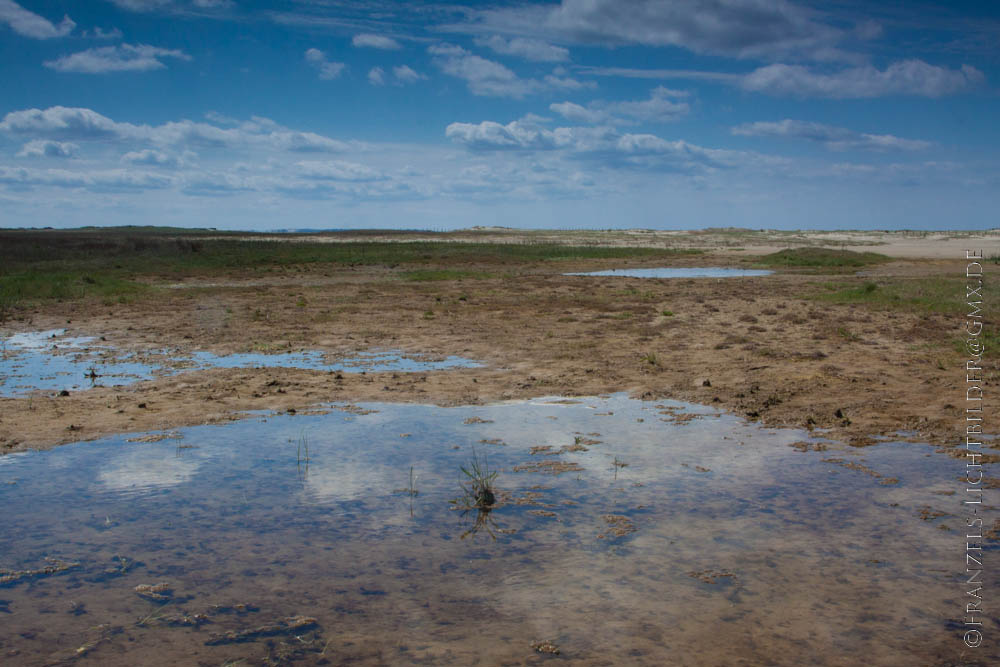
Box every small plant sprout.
[393,466,419,517]
[296,431,310,480]
[613,456,628,480]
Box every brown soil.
[0,236,995,455]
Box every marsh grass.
[811,276,1000,354]
[756,247,890,269]
[811,277,971,314]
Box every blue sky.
[0,0,997,231]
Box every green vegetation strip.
[756,247,890,268]
[0,228,700,308]
[809,276,999,354]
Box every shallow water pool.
[0,394,989,665]
[0,329,481,397]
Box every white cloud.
[107,0,233,11]
[0,106,352,154]
[17,140,78,158]
[0,165,174,190]
[550,87,689,125]
[83,26,124,39]
[445,119,758,179]
[575,66,741,83]
[732,119,931,151]
[121,149,182,167]
[0,106,130,139]
[392,65,426,84]
[548,101,604,125]
[475,35,569,62]
[352,33,401,50]
[429,43,534,98]
[543,71,595,91]
[368,66,385,85]
[742,60,985,98]
[304,48,346,80]
[428,43,591,97]
[448,0,853,62]
[294,160,384,182]
[0,0,74,39]
[45,44,192,73]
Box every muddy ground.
[1,230,996,455]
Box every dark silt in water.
[565,267,773,278]
[0,329,481,397]
[0,395,993,665]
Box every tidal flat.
[0,227,997,665]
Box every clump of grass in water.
[457,450,497,509]
[451,450,503,539]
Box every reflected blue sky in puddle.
[564,267,773,278]
[0,329,481,397]
[0,394,989,665]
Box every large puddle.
[0,330,481,397]
[0,394,990,665]
[565,267,773,278]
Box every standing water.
[0,395,992,665]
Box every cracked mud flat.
[0,396,995,666]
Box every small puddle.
[565,267,773,278]
[0,394,988,665]
[0,329,481,397]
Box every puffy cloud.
[445,120,571,151]
[121,149,182,167]
[45,44,192,73]
[475,35,569,62]
[732,119,931,151]
[107,0,233,11]
[542,70,595,91]
[428,44,591,97]
[368,66,385,85]
[444,118,739,172]
[392,65,426,84]
[0,106,352,154]
[352,33,401,50]
[429,43,534,98]
[0,165,174,191]
[450,0,851,62]
[83,26,124,39]
[550,87,689,125]
[17,140,78,158]
[0,0,74,39]
[742,60,985,98]
[294,160,384,182]
[0,106,128,139]
[304,48,346,80]
[548,101,605,125]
